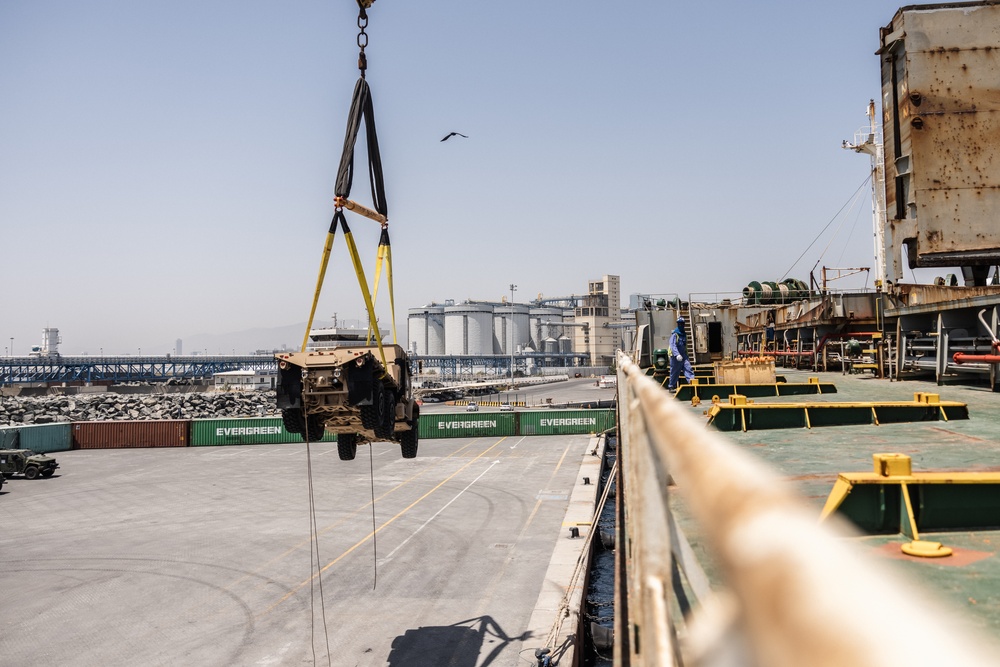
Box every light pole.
[509,283,517,382]
[9,338,12,357]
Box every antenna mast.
[843,100,888,288]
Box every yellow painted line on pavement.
[190,438,488,621]
[474,437,579,615]
[259,436,509,617]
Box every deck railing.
[613,350,997,666]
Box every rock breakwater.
[0,391,277,425]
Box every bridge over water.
[0,355,276,385]
[0,351,592,386]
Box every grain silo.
[542,337,559,354]
[494,304,531,354]
[407,306,445,355]
[444,303,494,355]
[529,307,563,350]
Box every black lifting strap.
[334,78,387,219]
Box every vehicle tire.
[360,381,385,432]
[375,390,396,439]
[304,415,326,442]
[24,466,40,480]
[400,428,418,459]
[337,432,358,461]
[41,469,54,478]
[282,408,305,434]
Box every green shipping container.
[0,423,74,453]
[419,413,515,439]
[0,426,18,449]
[190,417,337,446]
[518,410,616,436]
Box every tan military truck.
[275,344,419,460]
[0,449,59,479]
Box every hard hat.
[676,316,685,323]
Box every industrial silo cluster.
[406,306,446,355]
[407,302,573,356]
[443,303,494,355]
[493,304,530,355]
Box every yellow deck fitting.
[821,453,1000,558]
[901,540,953,558]
[874,452,911,477]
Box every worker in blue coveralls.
[667,316,695,391]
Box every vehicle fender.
[399,398,417,422]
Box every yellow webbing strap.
[367,226,397,346]
[384,238,397,344]
[341,218,389,372]
[301,218,340,352]
[368,236,386,345]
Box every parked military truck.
[0,449,59,479]
[275,344,419,461]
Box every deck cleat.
[901,540,953,558]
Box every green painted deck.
[670,369,1000,634]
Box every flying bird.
[440,132,468,142]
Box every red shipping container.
[72,420,189,449]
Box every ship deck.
[672,367,1000,634]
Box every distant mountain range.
[161,322,316,356]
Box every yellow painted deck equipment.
[821,453,1000,557]
[705,392,969,431]
[675,376,836,401]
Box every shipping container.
[0,426,18,449]
[0,423,74,453]
[190,417,336,446]
[518,410,616,436]
[72,420,189,449]
[419,413,515,439]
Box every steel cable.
[304,413,333,667]
[780,173,872,281]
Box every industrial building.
[212,369,277,390]
[408,275,624,377]
[573,275,623,368]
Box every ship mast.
[843,100,888,288]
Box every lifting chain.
[356,3,371,77]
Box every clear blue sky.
[1,1,931,354]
